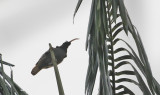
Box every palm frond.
[74,0,160,95]
[0,54,28,95]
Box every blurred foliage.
[0,54,28,95]
[74,0,160,95]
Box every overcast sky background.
[0,0,160,95]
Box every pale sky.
[0,0,160,95]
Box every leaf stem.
[49,43,65,95]
[106,1,116,94]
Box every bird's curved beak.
[69,38,79,42]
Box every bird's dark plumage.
[31,38,78,75]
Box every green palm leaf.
[0,55,28,95]
[74,0,160,95]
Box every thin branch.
[49,43,65,95]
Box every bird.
[31,38,79,75]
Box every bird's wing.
[36,50,51,68]
[31,50,51,75]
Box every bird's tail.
[31,66,41,75]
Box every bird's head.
[60,38,79,51]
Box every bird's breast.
[53,48,67,63]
